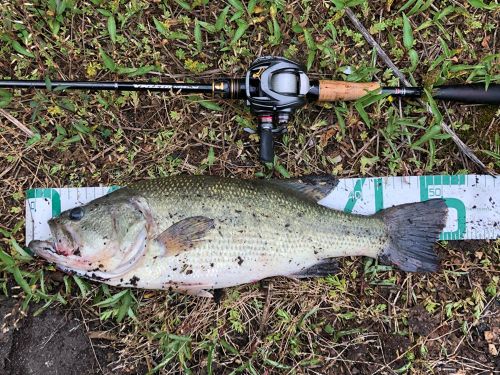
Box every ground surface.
[1,296,109,375]
[0,1,499,374]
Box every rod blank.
[0,80,213,94]
[433,83,500,105]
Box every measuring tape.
[25,174,499,244]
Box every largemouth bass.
[29,175,447,297]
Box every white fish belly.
[113,223,385,290]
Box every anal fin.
[290,258,339,278]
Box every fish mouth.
[28,239,92,271]
[28,240,69,265]
[28,240,56,254]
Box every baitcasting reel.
[244,56,312,162]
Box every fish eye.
[69,207,84,221]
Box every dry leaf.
[253,5,265,14]
[481,35,491,49]
[484,330,496,343]
[87,331,118,340]
[319,127,336,148]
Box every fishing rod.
[1,56,499,162]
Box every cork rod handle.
[318,80,381,101]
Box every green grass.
[0,0,499,373]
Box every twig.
[257,282,272,339]
[87,331,118,341]
[0,108,34,137]
[344,8,410,86]
[344,7,491,174]
[249,282,273,355]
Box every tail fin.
[378,199,448,272]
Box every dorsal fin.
[156,216,215,256]
[268,175,339,202]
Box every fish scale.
[107,176,388,290]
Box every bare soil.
[0,296,119,375]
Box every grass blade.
[153,17,167,36]
[0,90,13,108]
[107,16,117,43]
[231,20,249,45]
[99,47,116,72]
[215,6,229,31]
[467,0,497,9]
[11,41,35,58]
[94,289,129,307]
[13,267,32,296]
[198,100,223,111]
[402,13,414,50]
[194,19,202,52]
[228,0,245,11]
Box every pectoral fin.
[156,216,215,256]
[269,175,339,202]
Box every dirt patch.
[0,297,18,372]
[380,333,411,369]
[409,305,439,337]
[0,297,116,375]
[448,240,487,254]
